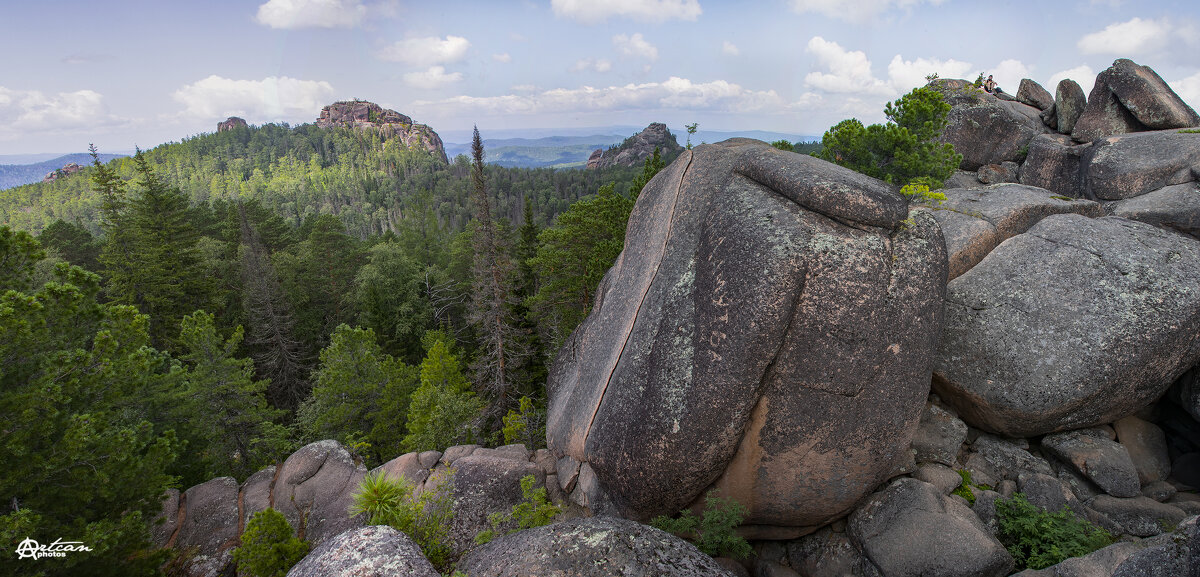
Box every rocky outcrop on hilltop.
[315,100,449,164]
[586,122,683,170]
[42,162,82,182]
[216,116,247,132]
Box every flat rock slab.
[286,525,438,577]
[547,140,946,531]
[1111,182,1200,239]
[928,184,1102,279]
[1043,431,1140,498]
[457,516,735,577]
[935,214,1200,437]
[1089,495,1188,537]
[849,478,1013,577]
[1085,129,1200,200]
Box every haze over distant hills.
[0,153,128,190]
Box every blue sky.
[1,0,1198,154]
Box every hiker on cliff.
[984,75,998,94]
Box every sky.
[1,0,1199,155]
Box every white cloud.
[613,33,658,61]
[571,58,613,73]
[551,0,701,23]
[1047,65,1096,91]
[403,66,463,90]
[172,75,335,121]
[722,41,740,56]
[886,54,973,92]
[412,76,782,117]
[989,59,1033,91]
[378,35,470,66]
[1172,71,1200,111]
[789,0,946,23]
[255,0,367,29]
[1078,17,1173,56]
[492,53,512,63]
[0,87,125,138]
[804,37,892,95]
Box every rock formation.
[929,79,1050,171]
[216,116,247,132]
[42,162,82,182]
[1073,59,1200,142]
[586,122,683,170]
[315,100,449,164]
[547,139,947,537]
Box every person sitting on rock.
[984,75,998,94]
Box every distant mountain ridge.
[0,153,126,190]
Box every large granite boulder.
[1019,134,1086,197]
[925,184,1102,279]
[930,80,1049,170]
[1042,431,1140,498]
[174,477,240,577]
[274,440,366,547]
[1113,416,1172,486]
[1111,182,1200,239]
[547,139,947,535]
[588,122,684,170]
[315,100,448,163]
[286,525,438,577]
[1054,79,1088,135]
[1072,59,1200,142]
[935,214,1200,437]
[1084,129,1200,200]
[1017,78,1054,111]
[442,454,545,558]
[457,516,735,577]
[848,478,1013,577]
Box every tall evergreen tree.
[96,149,215,349]
[467,127,527,420]
[402,336,484,452]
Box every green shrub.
[995,492,1113,570]
[650,491,752,560]
[349,469,456,570]
[501,396,546,448]
[770,139,795,152]
[475,474,561,544]
[231,508,309,577]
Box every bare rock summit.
[316,100,448,164]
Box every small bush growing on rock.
[349,469,456,570]
[650,491,753,560]
[475,474,561,544]
[951,469,990,505]
[995,492,1113,570]
[232,508,309,577]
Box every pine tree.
[402,336,484,452]
[467,127,527,421]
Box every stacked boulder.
[586,122,684,170]
[315,100,449,164]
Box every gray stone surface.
[931,80,1049,170]
[848,478,1013,577]
[286,525,438,577]
[978,161,1020,184]
[1170,367,1200,422]
[373,451,430,487]
[911,402,968,466]
[1112,182,1200,239]
[1043,431,1141,498]
[457,516,735,577]
[1019,134,1086,197]
[547,140,946,532]
[786,526,870,577]
[240,465,276,531]
[1088,495,1188,537]
[1015,541,1143,577]
[274,440,366,547]
[970,434,1054,482]
[1084,129,1200,200]
[151,488,181,549]
[1017,78,1055,111]
[175,477,239,577]
[926,184,1103,279]
[935,215,1200,437]
[1018,472,1084,516]
[1073,75,1149,143]
[1113,416,1172,486]
[446,454,545,558]
[1055,79,1088,135]
[1103,59,1200,131]
[913,462,963,495]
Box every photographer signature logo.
[14,537,92,560]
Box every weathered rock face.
[1084,129,1200,200]
[174,477,240,577]
[1055,79,1088,134]
[1073,59,1200,142]
[286,525,438,577]
[935,214,1200,437]
[848,478,1013,577]
[587,122,683,170]
[1042,431,1141,498]
[547,139,947,534]
[1017,78,1054,111]
[216,116,247,132]
[924,184,1103,280]
[930,79,1049,170]
[42,162,83,182]
[457,516,735,577]
[1111,182,1200,239]
[274,440,367,546]
[315,100,448,163]
[1019,134,1086,197]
